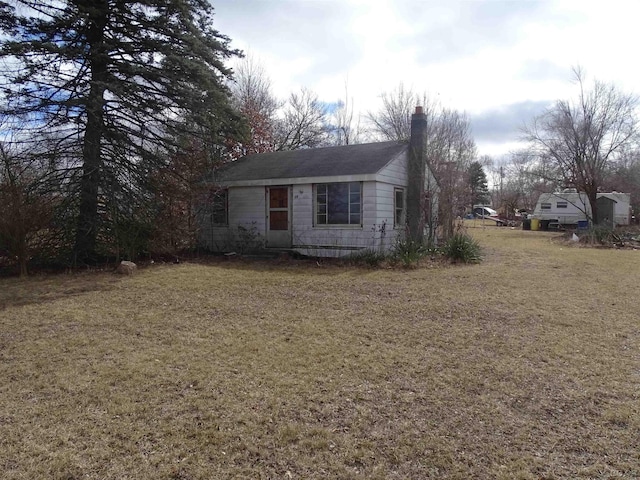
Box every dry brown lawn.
[1,225,639,479]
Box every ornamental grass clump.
[348,249,388,267]
[392,237,432,267]
[442,232,482,263]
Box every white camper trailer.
[533,190,631,226]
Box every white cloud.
[213,0,640,157]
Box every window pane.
[317,184,327,201]
[316,184,328,225]
[270,210,288,230]
[270,188,288,208]
[329,210,349,224]
[315,182,362,225]
[395,189,404,226]
[327,183,349,224]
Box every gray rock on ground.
[116,260,137,275]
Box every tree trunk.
[18,237,28,278]
[73,1,109,264]
[19,256,28,278]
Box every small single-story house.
[199,107,438,257]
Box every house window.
[557,201,568,209]
[211,189,228,225]
[315,182,361,225]
[394,188,405,227]
[540,202,552,210]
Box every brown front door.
[267,187,291,248]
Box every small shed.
[596,196,616,226]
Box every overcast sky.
[211,0,638,158]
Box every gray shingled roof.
[216,141,408,182]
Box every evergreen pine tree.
[468,161,490,207]
[1,0,243,263]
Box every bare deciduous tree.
[229,56,281,156]
[0,140,59,276]
[231,56,280,118]
[603,151,640,219]
[329,82,362,146]
[366,83,418,141]
[524,67,639,223]
[275,88,329,150]
[486,150,557,219]
[426,109,477,238]
[368,84,477,239]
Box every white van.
[473,205,498,217]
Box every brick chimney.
[407,105,427,243]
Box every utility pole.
[499,165,504,215]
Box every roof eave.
[223,173,380,187]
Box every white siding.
[372,152,409,249]
[229,186,266,227]
[375,152,439,246]
[375,150,408,186]
[200,186,266,252]
[289,153,413,256]
[288,181,396,257]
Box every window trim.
[540,202,552,210]
[314,182,363,227]
[394,188,405,229]
[556,201,568,209]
